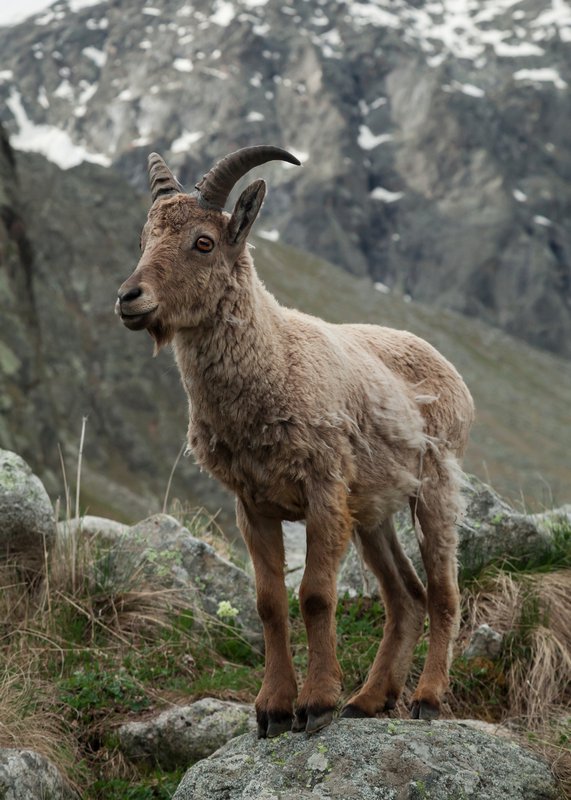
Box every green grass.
[92,770,184,800]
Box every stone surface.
[57,515,129,545]
[103,514,261,643]
[172,718,559,800]
[0,748,77,800]
[0,449,56,572]
[464,624,504,660]
[119,698,255,770]
[283,521,306,590]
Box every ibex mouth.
[117,303,158,330]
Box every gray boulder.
[0,450,56,572]
[56,515,128,545]
[0,749,76,800]
[119,698,255,770]
[80,513,261,643]
[464,624,504,660]
[456,475,559,575]
[172,719,559,800]
[338,475,568,597]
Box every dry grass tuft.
[38,520,198,645]
[0,520,201,789]
[466,568,571,724]
[0,661,84,789]
[464,568,571,794]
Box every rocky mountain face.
[0,124,59,475]
[0,129,235,524]
[0,0,569,357]
[0,124,570,524]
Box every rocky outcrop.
[172,718,560,799]
[0,749,77,800]
[464,624,504,660]
[73,513,261,643]
[0,139,236,526]
[119,698,255,770]
[0,126,59,484]
[0,0,569,358]
[0,449,56,572]
[57,514,128,544]
[127,514,261,641]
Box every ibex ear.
[227,179,266,246]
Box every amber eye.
[195,236,214,253]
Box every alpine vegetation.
[116,146,475,738]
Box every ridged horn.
[148,152,183,203]
[194,145,301,210]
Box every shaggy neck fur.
[172,250,288,437]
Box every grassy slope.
[253,237,571,511]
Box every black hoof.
[257,710,293,738]
[340,703,370,719]
[257,710,268,739]
[410,700,440,721]
[292,706,335,733]
[384,694,397,711]
[306,707,334,734]
[291,708,307,733]
[267,713,293,738]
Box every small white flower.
[217,600,239,620]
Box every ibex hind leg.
[341,516,426,718]
[410,456,464,720]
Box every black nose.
[118,286,142,303]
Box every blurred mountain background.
[0,0,570,530]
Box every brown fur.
[117,185,475,734]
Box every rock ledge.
[173,718,559,800]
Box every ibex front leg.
[237,500,297,738]
[293,485,353,734]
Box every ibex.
[116,146,474,737]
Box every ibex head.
[116,145,300,349]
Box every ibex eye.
[195,236,214,253]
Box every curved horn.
[148,152,183,203]
[194,145,301,210]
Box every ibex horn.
[194,145,301,210]
[148,153,184,203]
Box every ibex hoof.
[340,703,371,719]
[291,708,307,733]
[306,707,334,734]
[257,710,293,739]
[410,700,440,720]
[292,706,335,734]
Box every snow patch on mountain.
[513,67,568,88]
[82,46,107,68]
[171,130,204,153]
[358,126,393,150]
[6,89,110,169]
[370,187,404,203]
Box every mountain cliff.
[0,0,569,357]
[0,130,570,523]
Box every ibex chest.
[188,418,306,521]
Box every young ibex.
[116,145,474,738]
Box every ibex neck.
[172,258,286,425]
